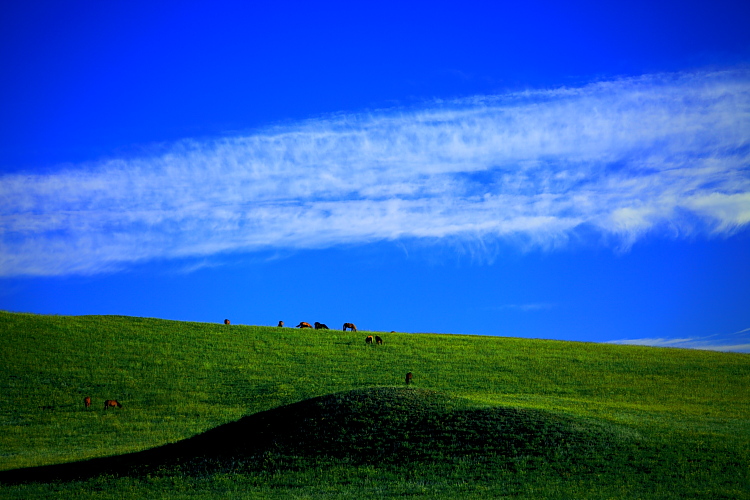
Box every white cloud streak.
[1,69,749,276]
[607,330,750,353]
[487,303,556,312]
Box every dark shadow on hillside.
[0,387,630,484]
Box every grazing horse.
[314,322,329,330]
[365,335,374,344]
[343,323,357,332]
[296,322,313,329]
[405,372,413,385]
[224,319,230,325]
[83,396,91,409]
[104,399,122,410]
[278,321,284,327]
[375,336,383,345]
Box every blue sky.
[1,1,749,352]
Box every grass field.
[0,310,748,498]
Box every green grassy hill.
[0,311,748,499]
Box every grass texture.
[0,311,748,498]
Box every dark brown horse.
[224,319,230,325]
[83,396,91,409]
[104,399,122,410]
[314,322,329,330]
[343,323,357,332]
[278,321,284,327]
[405,372,413,385]
[375,336,383,345]
[365,335,374,344]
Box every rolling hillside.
[0,311,748,499]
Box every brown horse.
[365,335,374,344]
[405,372,413,385]
[314,322,329,330]
[83,396,91,409]
[224,319,230,325]
[296,322,313,329]
[104,399,122,410]
[278,321,284,327]
[343,323,357,332]
[375,336,383,345]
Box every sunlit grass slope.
[1,311,748,498]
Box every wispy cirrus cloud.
[1,68,749,276]
[607,327,750,353]
[485,303,556,312]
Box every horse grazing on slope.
[314,322,329,330]
[405,372,413,385]
[104,399,122,410]
[365,335,374,344]
[296,322,313,329]
[375,336,383,345]
[343,323,357,332]
[83,396,91,409]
